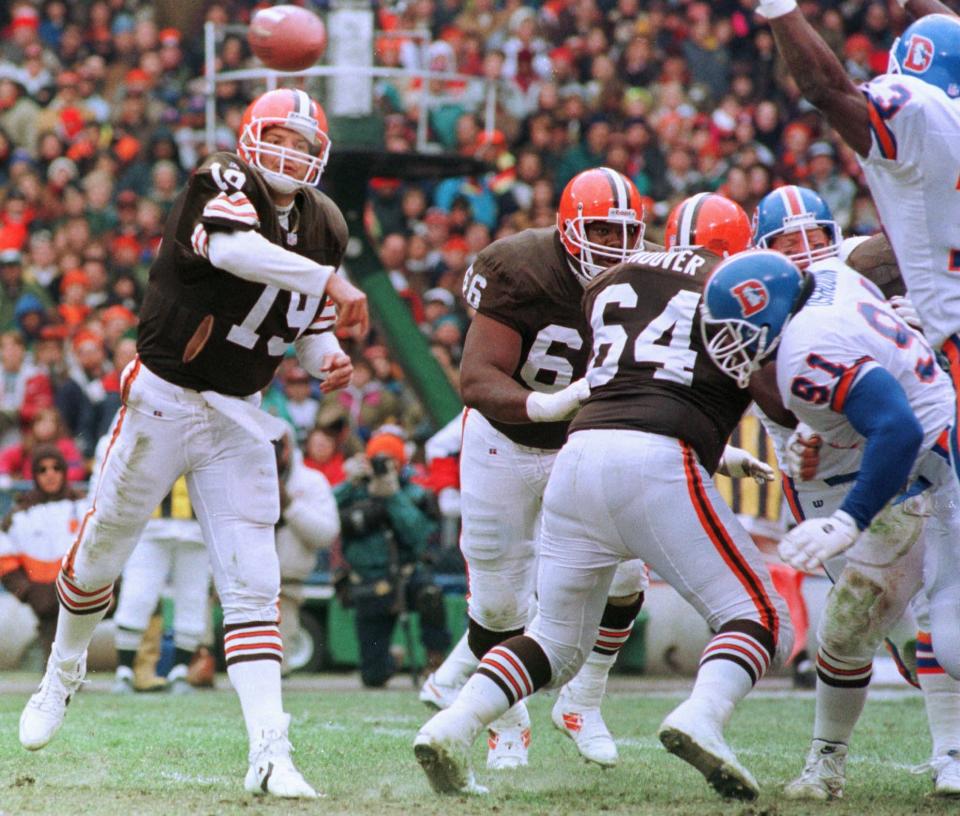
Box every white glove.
[525,379,590,422]
[784,422,822,481]
[889,295,924,332]
[778,510,860,572]
[718,445,775,483]
[755,0,798,19]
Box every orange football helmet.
[557,167,645,284]
[664,193,751,258]
[237,88,331,194]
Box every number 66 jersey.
[775,258,954,460]
[137,151,347,397]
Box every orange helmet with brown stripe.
[665,193,752,259]
[557,167,645,285]
[238,88,331,195]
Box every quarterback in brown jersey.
[414,194,792,800]
[418,168,651,770]
[18,89,367,800]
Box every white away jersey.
[776,259,954,480]
[859,73,960,349]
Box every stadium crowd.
[0,0,908,482]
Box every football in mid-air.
[247,5,327,72]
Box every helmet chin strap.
[262,170,300,196]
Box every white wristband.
[756,0,798,19]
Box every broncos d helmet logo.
[903,34,935,73]
[731,280,769,318]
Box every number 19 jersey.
[572,248,750,474]
[137,151,347,397]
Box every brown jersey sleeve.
[463,246,539,336]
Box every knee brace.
[467,617,524,660]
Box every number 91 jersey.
[776,258,954,464]
[463,228,591,449]
[571,248,750,474]
[137,151,347,397]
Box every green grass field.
[0,674,948,816]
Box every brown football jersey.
[571,248,751,473]
[463,228,588,449]
[137,151,346,396]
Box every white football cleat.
[418,672,460,710]
[414,708,488,795]
[244,713,318,799]
[20,651,87,751]
[551,688,618,767]
[923,750,960,797]
[111,665,134,695]
[657,700,759,801]
[486,701,531,770]
[784,740,847,801]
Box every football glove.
[889,295,924,332]
[784,423,822,481]
[718,445,775,484]
[778,510,860,572]
[755,0,798,19]
[525,378,590,422]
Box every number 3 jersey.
[859,73,960,349]
[571,248,750,474]
[464,228,590,450]
[137,151,347,396]
[776,258,954,479]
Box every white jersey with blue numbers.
[859,73,960,349]
[775,258,954,480]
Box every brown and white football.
[247,5,327,72]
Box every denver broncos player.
[419,167,650,771]
[703,249,960,789]
[747,185,960,798]
[18,88,368,799]
[414,195,791,801]
[757,4,960,416]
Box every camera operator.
[274,432,340,675]
[334,426,451,688]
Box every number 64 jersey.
[572,248,750,474]
[775,259,954,463]
[137,151,347,397]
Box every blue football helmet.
[752,185,841,269]
[700,249,808,388]
[889,14,960,99]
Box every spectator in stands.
[303,426,347,487]
[283,366,320,448]
[1,250,50,333]
[0,406,85,482]
[0,330,52,449]
[333,427,450,687]
[0,444,86,657]
[806,141,857,233]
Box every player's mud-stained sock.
[434,631,480,688]
[223,621,285,742]
[812,646,871,745]
[689,620,775,723]
[54,571,114,660]
[467,617,524,661]
[566,594,644,707]
[918,634,960,756]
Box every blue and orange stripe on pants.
[939,335,960,484]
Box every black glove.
[332,567,353,609]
